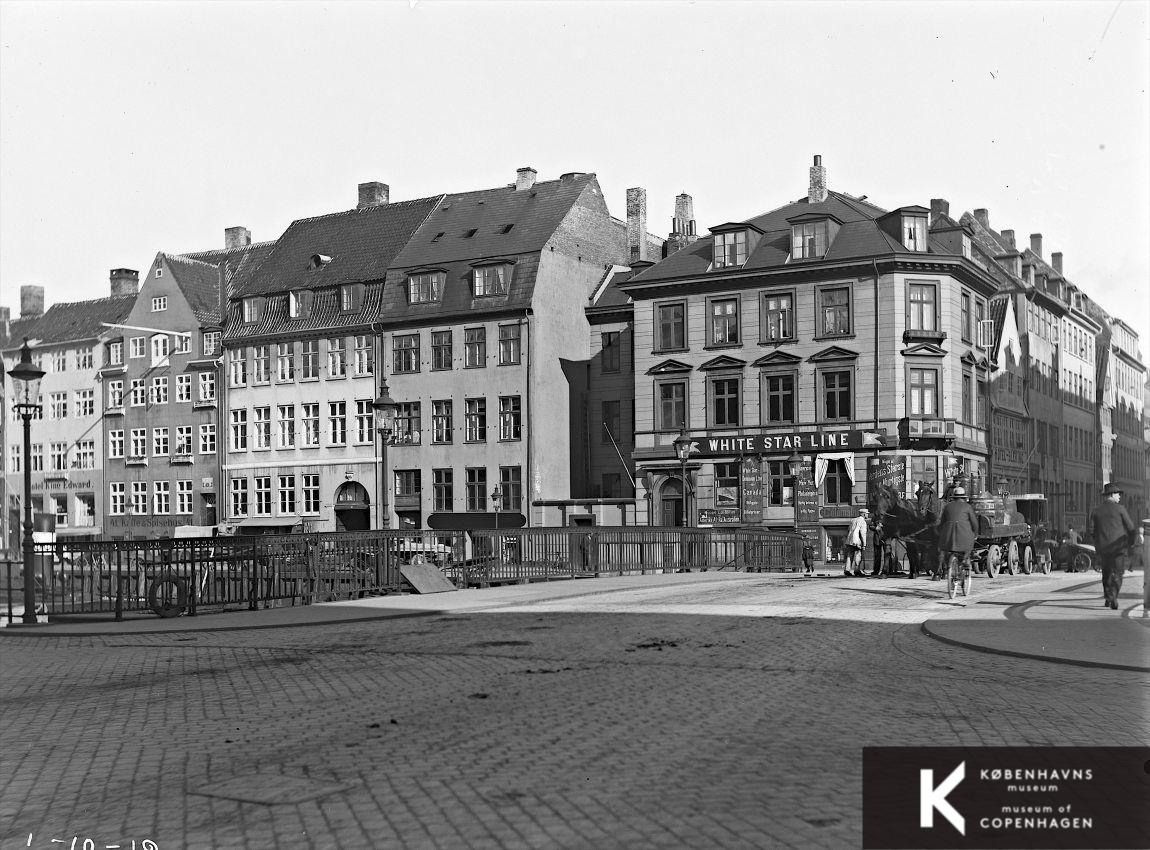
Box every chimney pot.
[515,167,537,191]
[626,187,648,262]
[109,268,139,298]
[973,208,989,229]
[1030,233,1043,258]
[1000,229,1015,248]
[357,182,389,209]
[808,155,827,204]
[930,198,950,224]
[225,226,251,249]
[20,284,45,319]
[1051,251,1063,274]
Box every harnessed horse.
[869,484,941,578]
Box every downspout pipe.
[873,259,880,433]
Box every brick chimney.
[626,187,648,262]
[973,209,989,229]
[1030,233,1043,259]
[929,199,949,225]
[20,285,44,319]
[357,182,389,209]
[109,268,139,298]
[1051,252,1063,274]
[515,167,537,192]
[224,226,251,250]
[808,155,827,204]
[1000,229,1016,248]
[665,193,697,256]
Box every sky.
[2,0,1148,358]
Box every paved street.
[1,571,1146,849]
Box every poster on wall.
[794,459,819,525]
[866,456,906,503]
[740,456,763,524]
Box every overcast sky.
[2,0,1147,357]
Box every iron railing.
[1,526,803,622]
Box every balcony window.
[907,283,937,332]
[908,367,938,416]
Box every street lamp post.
[372,380,398,530]
[7,340,46,624]
[672,429,693,527]
[491,485,503,561]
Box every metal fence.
[2,526,802,623]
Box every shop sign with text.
[682,428,887,458]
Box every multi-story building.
[987,295,1028,496]
[378,169,652,530]
[99,231,270,539]
[2,278,136,542]
[222,184,440,533]
[613,156,999,565]
[1107,318,1146,521]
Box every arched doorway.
[334,482,370,531]
[658,478,685,527]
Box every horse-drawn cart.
[970,493,1049,577]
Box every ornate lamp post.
[8,340,46,624]
[491,485,503,527]
[672,428,693,526]
[371,380,398,529]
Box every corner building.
[616,157,999,566]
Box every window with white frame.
[75,389,95,416]
[253,407,271,449]
[474,265,508,297]
[150,334,169,366]
[302,404,320,446]
[433,469,453,512]
[231,409,248,450]
[50,442,68,471]
[252,345,270,383]
[302,475,320,514]
[76,347,93,369]
[327,338,346,377]
[818,286,851,336]
[328,401,346,445]
[288,290,305,318]
[709,297,740,345]
[791,221,828,260]
[710,377,740,427]
[301,340,318,379]
[279,476,296,514]
[354,335,373,375]
[30,444,42,471]
[151,296,167,312]
[408,272,444,303]
[9,445,21,474]
[498,324,520,365]
[908,282,938,332]
[130,482,148,515]
[762,292,794,342]
[109,430,125,458]
[340,284,363,312]
[109,341,124,365]
[713,230,747,267]
[465,467,487,512]
[355,400,373,443]
[394,402,420,444]
[432,400,453,443]
[175,426,193,455]
[153,428,169,456]
[908,367,939,416]
[278,405,295,448]
[392,335,419,373]
[176,480,193,514]
[902,215,927,252]
[176,374,191,402]
[153,481,170,514]
[498,396,521,441]
[465,398,487,442]
[254,477,272,515]
[107,380,125,410]
[53,350,67,372]
[230,478,248,517]
[202,332,220,356]
[75,440,95,469]
[228,349,247,386]
[150,376,168,405]
[277,343,294,381]
[243,298,263,323]
[109,482,126,516]
[199,423,216,454]
[431,331,452,370]
[464,328,486,367]
[198,372,216,402]
[174,334,190,354]
[49,392,67,419]
[130,379,146,407]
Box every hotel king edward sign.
[681,428,887,458]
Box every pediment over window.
[808,345,859,362]
[646,359,692,375]
[901,343,948,358]
[698,355,747,371]
[960,350,991,368]
[751,350,802,367]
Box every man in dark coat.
[936,485,979,569]
[1090,482,1137,610]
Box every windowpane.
[819,287,850,336]
[710,298,739,345]
[657,303,685,350]
[658,381,686,430]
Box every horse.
[869,484,941,578]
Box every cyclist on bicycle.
[935,485,978,577]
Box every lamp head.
[8,339,45,404]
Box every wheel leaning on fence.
[147,571,189,618]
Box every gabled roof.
[161,253,228,326]
[235,196,443,299]
[183,240,277,307]
[625,190,943,284]
[2,295,136,351]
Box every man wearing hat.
[845,507,869,577]
[936,485,979,577]
[1090,483,1137,610]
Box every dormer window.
[791,221,827,259]
[902,215,927,251]
[713,231,747,268]
[408,271,444,304]
[474,264,509,297]
[242,297,264,323]
[288,290,312,319]
[962,234,972,259]
[309,254,331,269]
[340,283,364,312]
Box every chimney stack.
[808,155,827,204]
[626,187,648,262]
[929,199,950,225]
[1051,252,1063,274]
[224,226,251,250]
[1000,229,1016,248]
[665,193,697,256]
[109,268,139,298]
[1030,233,1043,259]
[973,208,989,229]
[515,167,537,192]
[20,285,44,319]
[357,182,389,209]
[0,306,10,343]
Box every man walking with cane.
[1090,482,1137,610]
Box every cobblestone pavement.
[2,572,1145,849]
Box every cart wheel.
[984,545,1001,578]
[1005,540,1019,576]
[147,571,188,618]
[1072,552,1092,573]
[1020,545,1033,575]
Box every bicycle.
[943,550,972,600]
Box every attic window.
[408,271,444,304]
[713,230,748,268]
[242,297,264,324]
[431,232,445,242]
[155,268,163,278]
[288,290,311,319]
[791,221,828,260]
[902,215,927,252]
[309,254,332,269]
[463,229,478,239]
[340,283,364,312]
[474,264,509,297]
[500,224,514,234]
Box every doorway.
[334,482,370,531]
[659,479,685,526]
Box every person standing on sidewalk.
[845,508,868,577]
[1089,482,1137,610]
